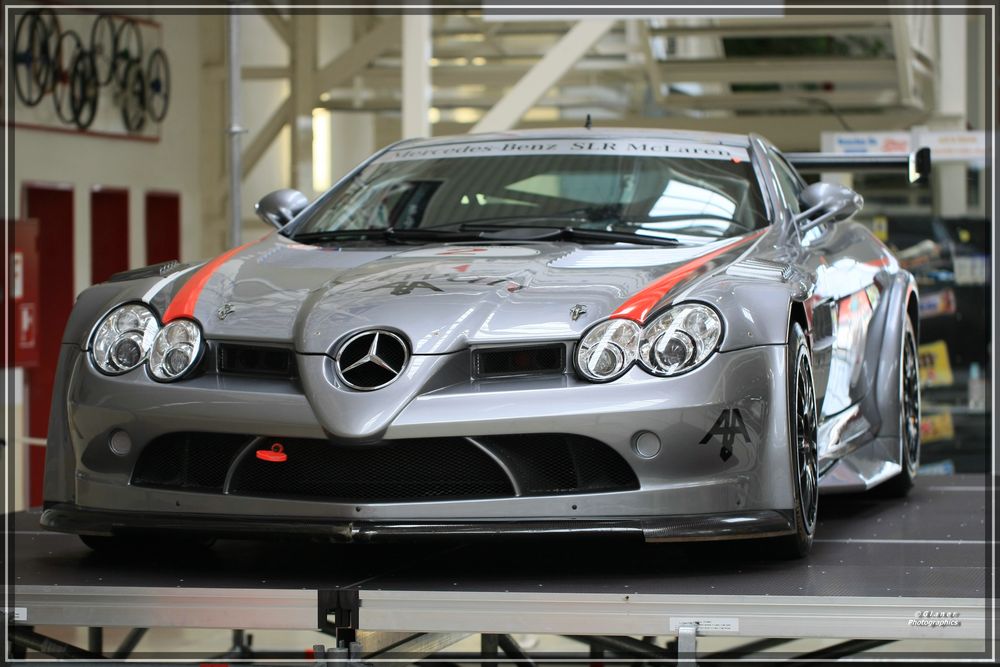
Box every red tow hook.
[256,442,287,462]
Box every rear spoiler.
[785,147,931,184]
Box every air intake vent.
[474,344,566,378]
[132,432,250,492]
[218,344,297,378]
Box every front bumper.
[41,503,795,543]
[48,342,795,526]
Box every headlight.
[574,319,641,382]
[639,303,722,376]
[148,319,204,381]
[90,304,159,374]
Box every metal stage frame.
[6,474,993,663]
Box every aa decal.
[700,409,750,462]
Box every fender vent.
[474,344,566,378]
[218,344,297,378]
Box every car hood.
[156,233,759,355]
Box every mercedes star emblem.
[335,330,409,391]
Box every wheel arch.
[869,270,919,442]
[789,299,809,340]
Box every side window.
[767,148,804,215]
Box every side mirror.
[793,182,863,233]
[254,189,309,229]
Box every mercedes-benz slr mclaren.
[42,129,922,557]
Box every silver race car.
[42,129,922,557]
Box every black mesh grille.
[218,344,296,378]
[130,432,638,502]
[131,433,250,492]
[475,345,566,378]
[229,438,514,501]
[477,434,638,495]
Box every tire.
[69,51,99,130]
[80,534,215,553]
[773,321,819,558]
[13,10,50,107]
[112,17,143,88]
[145,47,170,122]
[90,14,116,86]
[120,59,147,133]
[52,30,84,124]
[877,315,921,497]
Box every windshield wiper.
[291,228,478,244]
[463,223,681,247]
[290,221,682,248]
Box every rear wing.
[785,147,931,184]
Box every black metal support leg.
[566,635,675,661]
[112,627,149,659]
[481,633,499,667]
[10,626,106,659]
[87,626,103,655]
[9,625,32,659]
[498,633,535,666]
[791,639,894,664]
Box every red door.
[23,184,74,506]
[145,191,180,265]
[91,187,130,283]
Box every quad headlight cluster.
[574,303,723,382]
[90,303,204,381]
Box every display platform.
[7,474,992,661]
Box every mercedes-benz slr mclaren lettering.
[42,129,922,557]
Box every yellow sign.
[918,340,953,387]
[872,215,889,241]
[921,412,955,444]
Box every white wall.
[12,13,203,297]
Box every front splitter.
[41,503,795,543]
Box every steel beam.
[358,61,645,89]
[890,15,917,107]
[240,96,293,180]
[254,3,291,46]
[657,90,905,112]
[649,18,891,39]
[290,13,317,194]
[226,9,244,247]
[314,17,402,97]
[473,19,616,132]
[402,13,432,139]
[242,66,291,80]
[658,57,897,84]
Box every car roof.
[394,127,752,150]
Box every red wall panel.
[145,191,180,265]
[91,188,130,284]
[23,184,74,506]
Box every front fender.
[693,279,809,352]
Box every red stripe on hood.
[162,240,259,322]
[610,228,767,323]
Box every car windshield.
[286,138,769,244]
